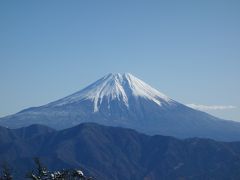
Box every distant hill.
[1,123,240,180]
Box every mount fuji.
[1,73,240,141]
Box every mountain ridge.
[1,123,240,180]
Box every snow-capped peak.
[123,73,171,104]
[48,73,173,112]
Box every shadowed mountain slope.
[1,123,240,180]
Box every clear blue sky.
[0,0,239,121]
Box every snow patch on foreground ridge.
[48,73,174,112]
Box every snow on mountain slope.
[47,73,174,112]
